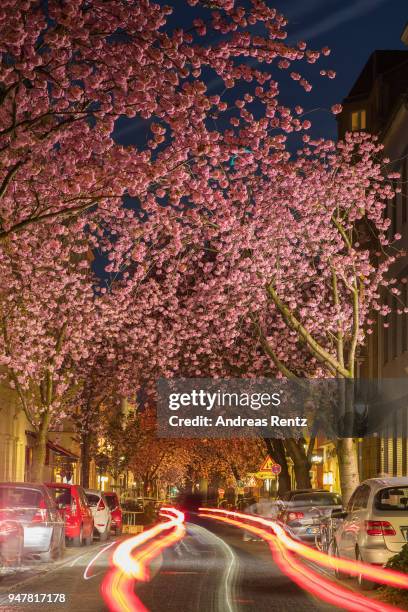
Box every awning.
[47,441,79,461]
[25,431,79,461]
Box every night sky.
[114,0,407,147]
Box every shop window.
[351,109,366,131]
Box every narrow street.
[0,518,348,612]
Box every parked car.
[277,489,343,542]
[332,477,408,589]
[0,518,24,578]
[46,483,93,547]
[104,492,122,535]
[84,490,111,541]
[0,483,65,562]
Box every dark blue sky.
[114,0,407,145]
[273,0,408,138]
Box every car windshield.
[48,487,72,506]
[375,487,408,511]
[85,493,100,507]
[104,494,118,510]
[290,493,342,506]
[0,486,42,509]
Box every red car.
[104,492,122,535]
[46,483,93,546]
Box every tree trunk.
[285,438,311,489]
[31,414,50,483]
[80,431,91,489]
[337,438,360,505]
[263,438,291,495]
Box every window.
[351,109,367,131]
[85,493,100,507]
[49,487,72,506]
[375,487,408,511]
[0,486,42,508]
[351,484,371,510]
[347,490,357,512]
[291,492,342,506]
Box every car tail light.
[288,511,304,521]
[365,521,396,536]
[32,498,48,523]
[97,499,105,511]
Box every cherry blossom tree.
[0,0,334,246]
[0,220,109,481]
[133,133,401,502]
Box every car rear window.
[375,487,408,512]
[48,487,72,506]
[85,493,100,507]
[291,493,342,506]
[105,494,119,510]
[0,486,42,508]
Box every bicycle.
[314,514,342,553]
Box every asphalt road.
[0,518,343,612]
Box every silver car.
[332,477,408,589]
[0,483,65,562]
[277,489,343,542]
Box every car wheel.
[55,534,65,560]
[356,548,376,590]
[71,526,83,547]
[84,529,93,546]
[38,549,53,562]
[99,527,109,542]
[329,540,351,580]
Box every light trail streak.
[199,507,408,589]
[101,507,185,612]
[83,540,118,579]
[199,508,407,612]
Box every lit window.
[351,109,367,131]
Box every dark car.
[104,492,123,535]
[0,483,65,561]
[46,483,94,546]
[121,498,143,513]
[0,518,24,579]
[277,489,343,542]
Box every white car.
[332,477,408,589]
[84,490,111,542]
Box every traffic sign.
[259,455,277,472]
[271,464,281,475]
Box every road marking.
[191,523,238,612]
[83,541,118,580]
[0,541,117,593]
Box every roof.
[345,50,408,100]
[0,482,46,489]
[362,477,408,488]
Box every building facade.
[338,38,408,479]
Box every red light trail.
[101,507,185,612]
[199,507,408,612]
